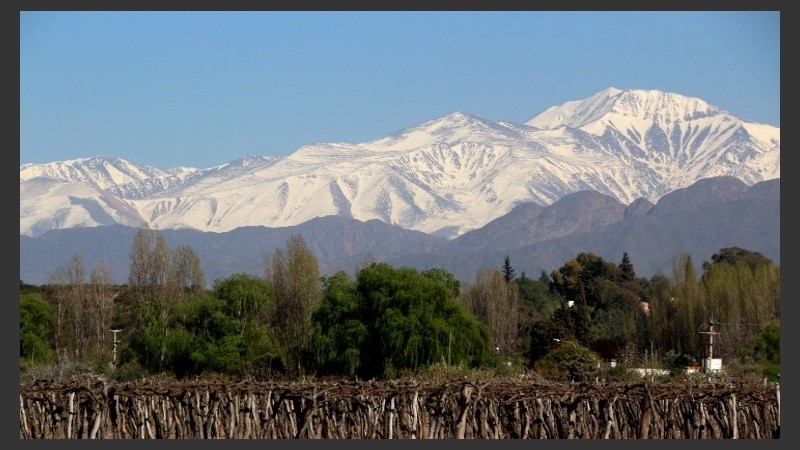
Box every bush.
[19,357,95,383]
[111,361,150,382]
[535,343,602,382]
[662,350,698,376]
[603,362,643,382]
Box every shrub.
[535,343,602,382]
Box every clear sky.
[20,11,780,170]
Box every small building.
[703,358,723,373]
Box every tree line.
[20,229,780,382]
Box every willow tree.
[670,253,705,357]
[646,271,679,358]
[162,274,277,378]
[216,274,277,377]
[353,263,491,379]
[699,253,780,360]
[647,254,705,359]
[310,271,365,376]
[266,234,322,378]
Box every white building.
[703,358,723,373]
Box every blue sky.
[20,11,780,170]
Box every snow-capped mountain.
[20,88,780,238]
[526,87,779,187]
[20,155,198,197]
[20,178,148,237]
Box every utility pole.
[699,318,721,373]
[110,329,122,369]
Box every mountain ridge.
[20,176,779,286]
[20,87,779,238]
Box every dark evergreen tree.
[502,255,515,283]
[619,252,636,281]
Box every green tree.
[310,271,366,376]
[166,292,233,377]
[313,263,491,379]
[126,230,208,370]
[516,272,558,320]
[121,272,279,379]
[423,267,461,298]
[698,250,780,361]
[702,247,773,274]
[514,272,560,357]
[527,301,573,363]
[20,293,55,364]
[647,271,680,359]
[671,253,704,356]
[213,274,277,375]
[531,252,648,363]
[535,340,602,382]
[126,297,173,373]
[749,318,780,381]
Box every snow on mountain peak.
[526,88,723,131]
[20,87,779,238]
[19,155,173,187]
[364,111,528,155]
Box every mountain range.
[20,87,780,285]
[20,176,779,286]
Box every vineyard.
[19,377,780,439]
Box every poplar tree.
[266,234,322,377]
[88,260,115,363]
[127,228,185,369]
[48,253,89,361]
[128,228,175,302]
[172,245,206,295]
[461,269,520,357]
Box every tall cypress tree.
[502,255,515,283]
[620,252,636,281]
